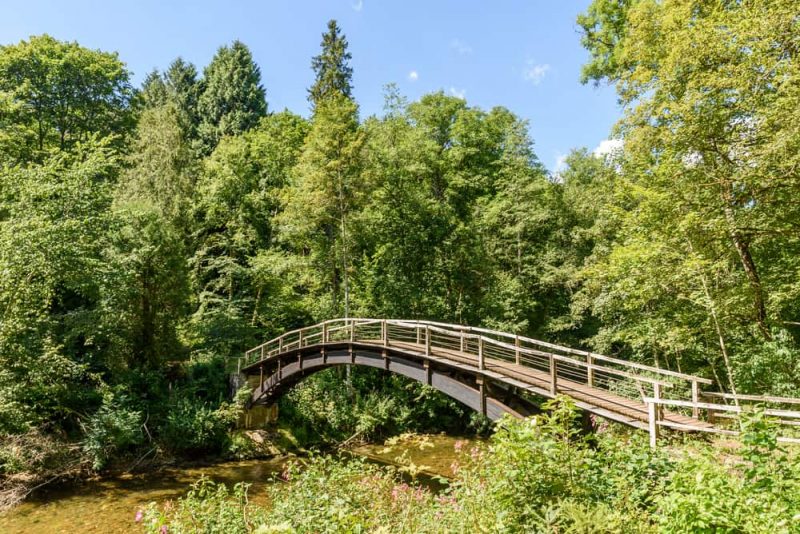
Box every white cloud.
[522,60,550,85]
[408,70,419,82]
[555,153,568,173]
[593,138,624,158]
[448,87,466,100]
[352,0,363,12]
[550,153,568,183]
[450,38,473,55]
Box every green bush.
[157,396,240,455]
[81,392,143,470]
[141,477,265,534]
[142,399,800,533]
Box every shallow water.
[0,459,285,534]
[0,434,479,533]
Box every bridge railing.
[240,318,800,447]
[241,318,712,408]
[642,395,800,447]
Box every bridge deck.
[383,340,713,432]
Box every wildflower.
[469,446,481,460]
[134,510,143,523]
[160,526,168,534]
[450,460,460,474]
[279,464,291,482]
[453,440,465,453]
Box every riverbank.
[0,433,478,533]
[136,400,800,534]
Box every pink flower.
[450,460,460,474]
[453,440,465,453]
[134,510,143,523]
[160,526,168,534]
[279,465,291,482]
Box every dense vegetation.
[140,399,800,533]
[1,0,800,528]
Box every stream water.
[0,434,476,533]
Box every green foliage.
[196,41,267,155]
[279,367,472,445]
[308,19,353,108]
[0,34,134,161]
[105,205,190,369]
[141,477,264,534]
[574,0,800,391]
[81,391,143,470]
[158,396,241,455]
[146,402,800,533]
[0,141,117,431]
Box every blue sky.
[1,0,621,172]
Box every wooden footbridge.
[237,318,800,447]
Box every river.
[0,434,476,533]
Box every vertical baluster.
[648,400,659,449]
[425,326,431,356]
[549,354,557,395]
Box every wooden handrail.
[244,318,712,391]
[643,397,800,420]
[392,319,713,385]
[242,318,677,391]
[701,392,800,405]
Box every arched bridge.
[237,318,800,447]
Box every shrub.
[82,392,143,470]
[157,397,240,455]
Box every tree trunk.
[720,186,771,339]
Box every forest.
[1,0,800,532]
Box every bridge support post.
[691,381,699,419]
[382,320,387,347]
[259,365,263,388]
[424,359,432,385]
[477,378,487,417]
[298,352,303,370]
[277,359,282,380]
[647,400,660,449]
[549,354,557,395]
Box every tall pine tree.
[197,41,266,155]
[308,20,353,110]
